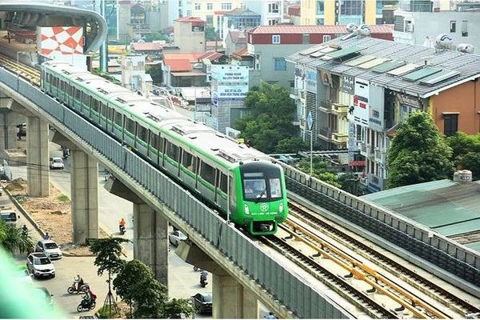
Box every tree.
[445,132,480,180]
[387,112,454,188]
[295,157,341,188]
[0,221,33,255]
[205,26,219,41]
[234,82,298,154]
[162,298,195,319]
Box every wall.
[431,80,480,135]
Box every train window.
[200,162,215,185]
[52,77,58,88]
[138,125,148,143]
[150,132,158,150]
[66,83,72,97]
[244,179,266,199]
[166,141,178,161]
[269,178,282,199]
[158,136,165,154]
[100,103,108,118]
[182,151,194,171]
[219,173,227,193]
[114,110,122,126]
[74,88,81,101]
[107,107,114,121]
[125,118,135,135]
[92,99,100,113]
[59,80,65,92]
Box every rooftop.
[250,24,393,35]
[362,180,480,251]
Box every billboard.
[305,67,317,92]
[352,78,369,126]
[369,84,384,131]
[38,26,84,55]
[211,65,248,83]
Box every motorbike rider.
[74,274,85,292]
[119,218,126,233]
[200,270,208,285]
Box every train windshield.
[242,172,283,201]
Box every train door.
[148,131,160,164]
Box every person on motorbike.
[119,218,126,233]
[74,274,84,292]
[22,225,28,236]
[200,270,208,285]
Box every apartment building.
[287,35,480,192]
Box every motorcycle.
[77,295,97,312]
[67,281,89,294]
[119,224,126,235]
[200,271,208,288]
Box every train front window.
[269,178,282,198]
[244,179,266,200]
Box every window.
[207,3,213,10]
[194,3,200,10]
[272,34,280,44]
[450,20,456,33]
[268,19,278,25]
[323,35,331,42]
[125,118,135,135]
[114,110,122,127]
[302,33,309,44]
[316,0,325,14]
[221,3,232,10]
[268,3,279,13]
[200,162,215,184]
[269,178,282,199]
[137,125,148,143]
[274,58,286,71]
[166,141,179,161]
[219,173,227,193]
[182,151,195,172]
[443,114,458,136]
[462,20,468,36]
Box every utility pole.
[99,0,108,72]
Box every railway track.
[0,54,40,87]
[263,198,480,318]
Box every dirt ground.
[3,178,109,255]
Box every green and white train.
[41,60,288,235]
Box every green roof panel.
[371,60,406,73]
[419,69,461,86]
[402,67,443,82]
[322,45,362,60]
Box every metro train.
[40,60,288,235]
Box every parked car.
[191,292,212,314]
[35,239,62,260]
[169,230,187,246]
[49,157,64,169]
[32,286,54,309]
[26,252,55,279]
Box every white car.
[169,230,187,246]
[35,239,62,260]
[26,253,55,279]
[49,157,64,169]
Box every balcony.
[331,132,348,144]
[289,87,298,99]
[318,99,332,113]
[331,103,349,115]
[318,127,331,140]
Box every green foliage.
[113,260,168,318]
[296,157,341,188]
[205,26,219,41]
[89,237,129,276]
[445,132,480,180]
[57,194,69,202]
[91,69,121,85]
[234,82,298,154]
[162,298,195,319]
[387,112,454,188]
[145,30,170,43]
[0,221,33,255]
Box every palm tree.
[0,221,33,255]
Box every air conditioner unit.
[406,23,414,32]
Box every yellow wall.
[364,0,377,25]
[301,0,379,26]
[324,0,336,25]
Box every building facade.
[300,0,387,25]
[287,35,480,192]
[174,17,207,53]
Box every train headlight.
[279,203,284,213]
[244,204,250,215]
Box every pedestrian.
[43,232,50,240]
[265,312,275,319]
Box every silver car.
[169,230,187,246]
[35,240,63,260]
[26,253,56,279]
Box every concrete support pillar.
[26,116,49,197]
[71,149,99,244]
[213,273,259,319]
[133,204,169,286]
[0,107,24,150]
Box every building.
[287,34,480,192]
[247,24,393,88]
[174,17,207,53]
[393,4,480,52]
[225,30,248,57]
[300,0,396,25]
[223,7,261,32]
[190,0,243,37]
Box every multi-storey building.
[287,35,480,192]
[300,0,397,25]
[393,1,480,51]
[174,17,207,53]
[247,24,393,88]
[190,0,243,38]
